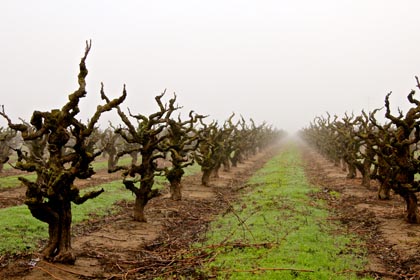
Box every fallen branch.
[109,250,215,279]
[233,183,253,192]
[109,241,283,279]
[39,261,94,278]
[203,241,275,250]
[341,268,419,279]
[32,266,65,280]
[90,233,127,242]
[215,191,257,242]
[222,267,314,273]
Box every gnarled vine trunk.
[133,195,148,222]
[26,185,75,263]
[346,163,356,179]
[167,168,184,201]
[400,191,420,223]
[201,168,212,187]
[377,183,391,200]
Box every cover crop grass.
[200,143,371,279]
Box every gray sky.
[1,0,420,133]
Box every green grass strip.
[199,143,371,279]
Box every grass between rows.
[198,143,371,279]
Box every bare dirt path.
[301,142,420,279]
[0,146,278,279]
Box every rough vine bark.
[194,120,220,187]
[162,109,205,200]
[230,117,247,167]
[0,41,126,263]
[101,128,122,170]
[364,110,392,198]
[0,127,17,172]
[103,90,178,222]
[375,86,420,223]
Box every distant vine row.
[301,77,420,224]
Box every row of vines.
[0,42,284,264]
[300,77,420,225]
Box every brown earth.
[1,142,420,279]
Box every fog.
[1,1,420,133]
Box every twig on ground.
[32,266,65,280]
[341,269,419,279]
[222,267,314,273]
[40,261,93,278]
[90,233,127,242]
[202,241,276,250]
[215,191,257,242]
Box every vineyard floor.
[0,147,275,279]
[1,141,420,279]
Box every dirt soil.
[2,142,420,279]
